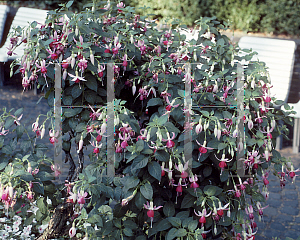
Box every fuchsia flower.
[78,58,88,72]
[194,208,212,227]
[189,174,199,192]
[144,201,163,228]
[68,72,86,84]
[11,114,23,126]
[195,119,203,134]
[175,161,189,179]
[245,205,255,221]
[256,202,268,221]
[69,223,76,238]
[215,153,233,174]
[51,164,61,177]
[135,39,147,55]
[119,133,130,149]
[77,190,88,206]
[98,64,105,78]
[36,60,47,75]
[90,141,102,156]
[0,126,8,136]
[162,132,176,148]
[49,130,59,145]
[262,172,269,186]
[196,140,213,157]
[137,129,147,141]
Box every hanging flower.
[144,201,163,228]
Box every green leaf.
[247,138,256,146]
[4,117,14,129]
[218,143,227,150]
[124,176,140,190]
[176,211,189,220]
[188,220,198,232]
[75,123,86,132]
[163,202,175,217]
[20,172,35,182]
[168,217,181,227]
[147,98,163,107]
[123,220,138,230]
[166,228,177,240]
[14,108,23,116]
[220,169,229,182]
[203,185,223,196]
[136,139,145,152]
[66,0,74,8]
[156,218,172,231]
[176,228,187,237]
[123,228,134,237]
[24,214,34,226]
[140,182,153,200]
[181,194,195,208]
[0,160,8,171]
[37,197,47,214]
[178,89,185,98]
[72,85,83,99]
[154,150,169,162]
[157,114,168,125]
[131,156,148,172]
[63,107,82,118]
[135,191,146,209]
[85,76,98,92]
[62,96,73,105]
[203,165,212,177]
[148,161,161,181]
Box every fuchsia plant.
[5,0,296,239]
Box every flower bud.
[40,125,45,139]
[78,136,84,153]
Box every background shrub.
[2,0,300,35]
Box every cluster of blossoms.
[0,216,33,239]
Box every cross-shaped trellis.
[53,62,247,181]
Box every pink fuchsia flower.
[49,130,59,145]
[0,126,8,136]
[68,72,86,85]
[89,105,101,121]
[119,133,130,149]
[160,90,171,101]
[98,64,105,78]
[286,164,300,183]
[137,129,147,141]
[51,164,61,177]
[195,119,203,134]
[78,58,88,72]
[165,97,180,112]
[36,60,48,75]
[215,153,233,174]
[262,172,269,186]
[162,132,176,149]
[77,190,88,206]
[90,141,102,156]
[69,222,76,238]
[189,174,199,192]
[245,205,255,221]
[175,161,189,179]
[144,201,163,228]
[228,185,242,198]
[196,140,213,159]
[256,202,268,221]
[135,39,147,55]
[11,114,22,126]
[194,208,212,227]
[216,202,230,218]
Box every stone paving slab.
[1,85,300,239]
